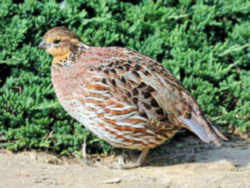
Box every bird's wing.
[73,47,226,146]
[75,47,183,134]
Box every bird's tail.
[178,113,227,146]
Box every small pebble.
[103,178,121,184]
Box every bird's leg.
[136,148,150,166]
[82,137,90,165]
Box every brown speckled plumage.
[39,27,227,168]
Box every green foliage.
[0,0,249,154]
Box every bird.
[39,27,227,168]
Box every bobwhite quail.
[39,27,227,168]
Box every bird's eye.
[53,40,61,44]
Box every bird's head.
[39,27,88,64]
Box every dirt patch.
[1,135,250,188]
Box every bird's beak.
[39,40,48,49]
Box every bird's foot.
[109,149,149,169]
[108,155,140,169]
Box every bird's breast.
[51,64,88,101]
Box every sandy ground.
[1,135,250,188]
